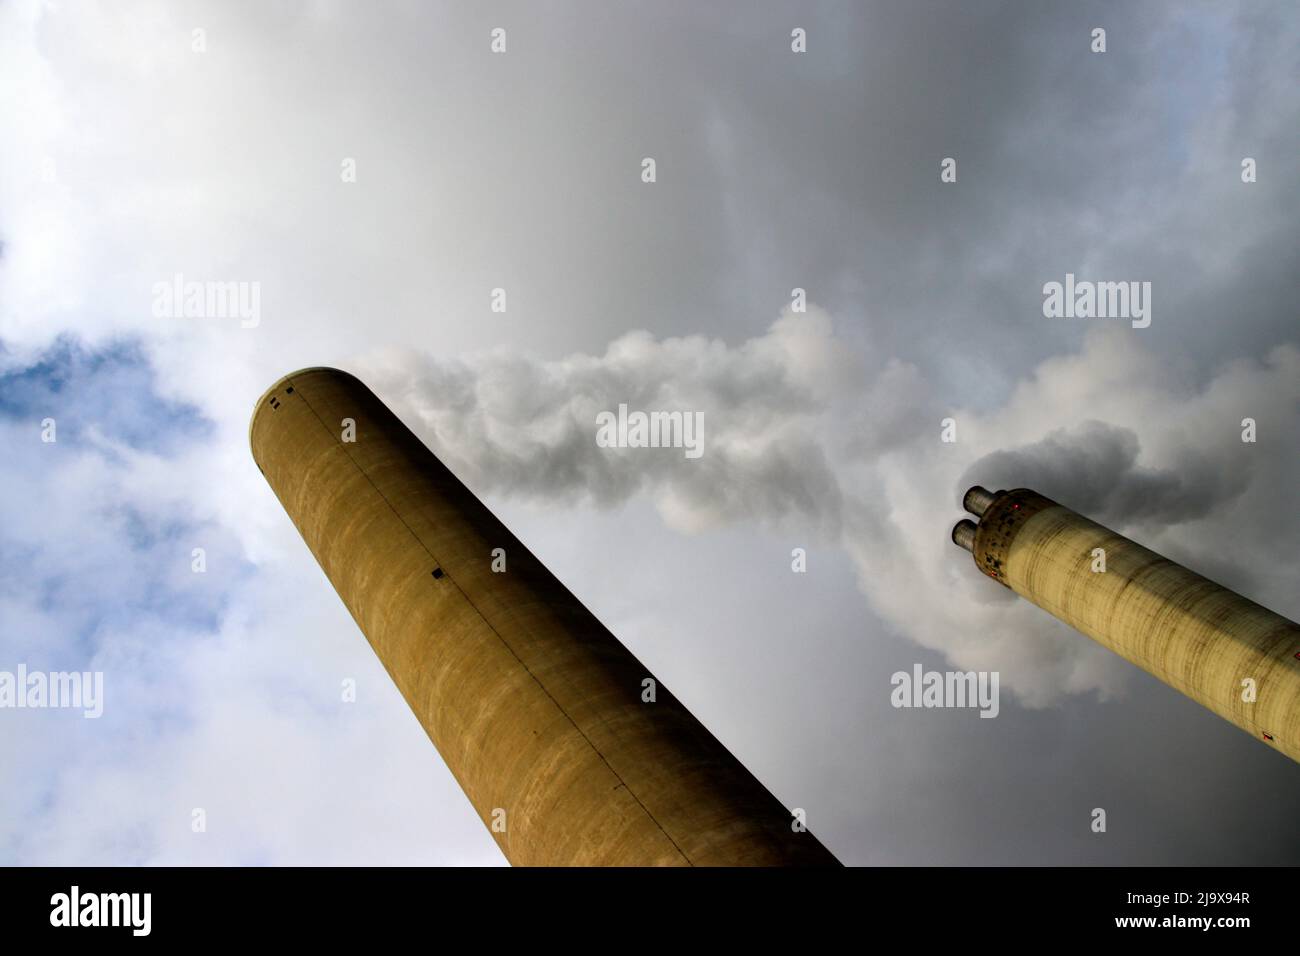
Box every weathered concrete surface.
[251,367,840,866]
[969,488,1300,764]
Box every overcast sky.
[1,0,1298,865]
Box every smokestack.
[951,519,977,553]
[953,486,1300,763]
[962,485,998,518]
[251,367,840,866]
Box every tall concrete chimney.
[953,486,1300,763]
[251,367,839,866]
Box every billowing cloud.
[366,308,853,536]
[366,317,1300,706]
[957,421,1252,528]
